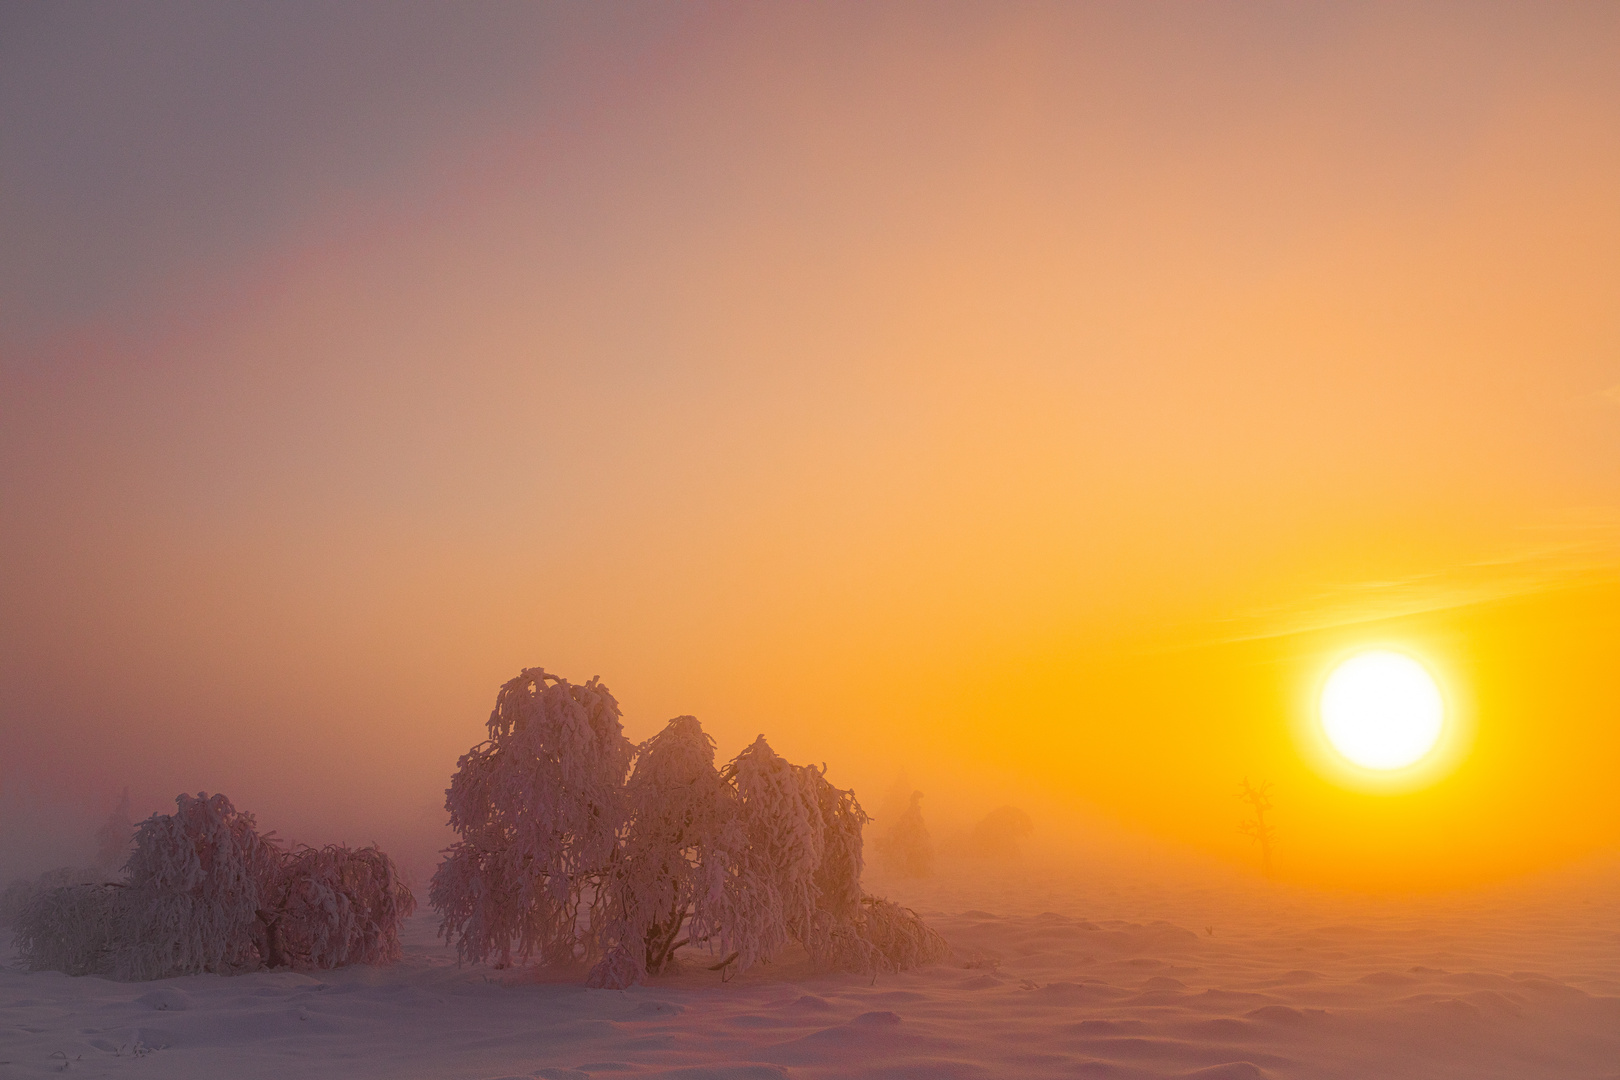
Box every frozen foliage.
[873,790,934,877]
[588,716,731,987]
[116,792,281,980]
[268,844,417,970]
[702,735,826,976]
[436,667,950,988]
[802,895,949,975]
[432,669,634,968]
[12,793,414,980]
[0,867,103,930]
[13,882,124,976]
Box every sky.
[3,1,1619,892]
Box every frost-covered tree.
[13,792,414,980]
[588,715,733,988]
[431,668,634,968]
[116,791,282,980]
[1,867,103,931]
[700,735,826,975]
[266,844,416,970]
[965,805,1034,860]
[12,881,124,976]
[435,668,948,989]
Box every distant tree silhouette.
[965,805,1034,860]
[1237,779,1276,878]
[873,790,933,877]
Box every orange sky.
[2,2,1618,891]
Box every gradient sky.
[3,1,1619,890]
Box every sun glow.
[1319,651,1445,771]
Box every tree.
[873,790,933,877]
[1237,778,1276,878]
[266,843,417,970]
[13,792,414,980]
[965,805,1034,860]
[117,791,282,980]
[430,668,634,969]
[431,672,950,989]
[588,715,732,987]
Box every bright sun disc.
[1319,651,1444,770]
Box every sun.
[1318,650,1445,770]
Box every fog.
[4,1,1620,895]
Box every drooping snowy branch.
[116,792,282,980]
[12,793,415,980]
[430,668,634,968]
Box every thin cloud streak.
[1198,516,1620,646]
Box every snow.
[5,858,1617,1079]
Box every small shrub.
[115,792,281,980]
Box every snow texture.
[6,860,1619,1079]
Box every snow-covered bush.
[700,735,825,977]
[13,882,124,975]
[431,668,634,968]
[1,867,102,930]
[115,791,282,980]
[12,793,415,980]
[269,844,416,970]
[873,790,933,878]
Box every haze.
[3,1,1619,893]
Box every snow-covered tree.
[115,791,282,980]
[965,805,1033,860]
[13,792,415,980]
[698,735,825,977]
[588,715,732,987]
[431,668,634,968]
[13,882,123,976]
[268,844,417,970]
[1,867,102,931]
[434,668,950,988]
